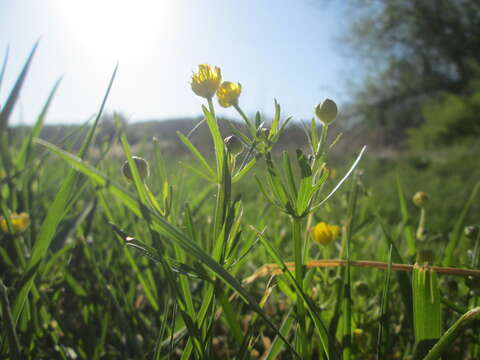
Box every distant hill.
[10,115,381,159]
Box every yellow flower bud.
[315,99,338,124]
[0,212,30,233]
[413,191,429,207]
[122,156,150,182]
[216,81,242,108]
[311,221,340,246]
[191,64,222,99]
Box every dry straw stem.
[243,260,480,284]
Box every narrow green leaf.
[265,154,292,208]
[16,77,62,168]
[396,174,416,257]
[295,149,313,216]
[282,152,298,202]
[202,105,224,180]
[270,99,280,138]
[0,280,21,360]
[222,118,252,145]
[232,157,257,183]
[376,246,393,360]
[310,117,318,152]
[375,214,413,323]
[312,146,366,211]
[218,288,244,346]
[264,308,295,360]
[423,307,480,360]
[0,41,38,134]
[177,131,216,179]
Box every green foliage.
[408,79,480,150]
[342,0,480,144]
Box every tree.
[342,0,480,146]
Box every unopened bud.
[413,191,429,207]
[354,281,370,297]
[122,156,150,181]
[315,99,338,124]
[224,135,243,156]
[256,127,270,140]
[464,225,479,240]
[465,276,480,292]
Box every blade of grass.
[423,307,480,360]
[264,307,295,360]
[412,266,442,359]
[376,246,393,360]
[311,146,366,211]
[16,77,62,168]
[375,213,413,324]
[0,280,21,360]
[343,172,360,360]
[12,65,117,324]
[396,174,416,258]
[0,41,38,134]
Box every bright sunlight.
[53,0,173,62]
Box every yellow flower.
[0,212,30,233]
[311,221,340,246]
[191,64,222,99]
[216,81,242,107]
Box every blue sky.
[1,1,352,125]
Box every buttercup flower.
[122,156,150,182]
[311,221,340,246]
[315,99,338,124]
[191,64,222,99]
[217,81,242,107]
[0,212,29,233]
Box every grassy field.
[1,51,480,360]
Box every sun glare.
[53,0,172,62]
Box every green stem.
[343,173,359,360]
[313,123,329,173]
[292,217,309,356]
[233,103,255,133]
[416,207,427,241]
[207,97,216,118]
